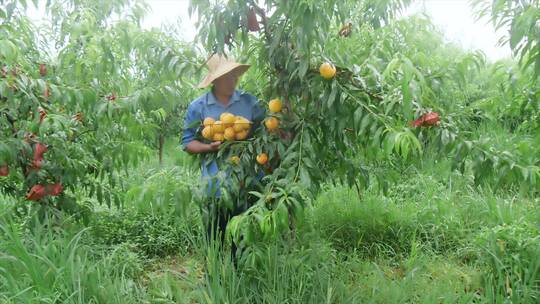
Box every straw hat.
[197,54,250,89]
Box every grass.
[0,138,538,303]
[0,215,146,303]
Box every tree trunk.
[158,133,164,166]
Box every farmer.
[181,54,265,260]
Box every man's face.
[213,68,242,96]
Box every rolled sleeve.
[181,102,201,149]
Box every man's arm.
[185,140,221,154]
[181,101,222,154]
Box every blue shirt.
[181,89,265,197]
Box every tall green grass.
[307,156,539,303]
[0,214,145,303]
[1,138,538,303]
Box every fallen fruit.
[268,98,283,113]
[265,117,279,131]
[319,62,336,79]
[256,153,268,165]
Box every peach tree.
[188,0,540,254]
[187,0,432,249]
[0,0,199,221]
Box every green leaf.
[299,58,309,78]
[327,81,338,109]
[168,56,179,71]
[384,132,396,156]
[0,40,17,61]
[401,66,413,119]
[299,167,311,187]
[359,114,371,135]
[353,107,363,130]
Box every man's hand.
[208,141,222,152]
[185,140,221,154]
